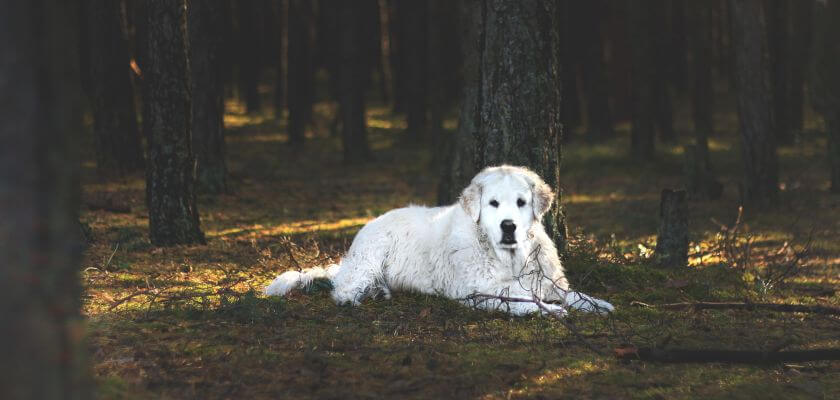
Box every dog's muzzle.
[500,219,517,245]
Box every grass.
[80,98,839,399]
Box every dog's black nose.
[501,219,516,234]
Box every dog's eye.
[517,199,526,207]
[489,200,499,208]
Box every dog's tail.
[264,264,340,296]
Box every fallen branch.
[630,301,840,316]
[615,345,840,364]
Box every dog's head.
[459,165,554,251]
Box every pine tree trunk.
[378,0,394,105]
[236,0,263,114]
[402,1,427,142]
[811,0,840,193]
[80,0,144,176]
[287,0,315,146]
[144,0,205,246]
[444,0,566,251]
[576,0,614,141]
[789,0,813,133]
[273,0,287,113]
[628,5,657,158]
[768,0,793,145]
[652,2,676,144]
[559,0,580,137]
[690,1,714,165]
[337,1,371,164]
[729,0,779,205]
[189,0,227,194]
[686,1,722,201]
[437,0,482,206]
[0,1,91,397]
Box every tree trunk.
[189,0,227,194]
[437,0,482,206]
[80,0,144,176]
[789,0,813,133]
[143,0,205,246]
[768,0,793,145]
[575,0,614,142]
[628,2,676,147]
[628,4,657,158]
[336,1,371,164]
[729,0,779,205]
[686,1,721,200]
[559,0,580,138]
[651,2,676,144]
[378,0,394,105]
[668,0,688,94]
[236,0,263,114]
[0,1,91,397]
[287,0,315,146]
[273,0,287,114]
[811,0,840,193]
[444,0,567,251]
[401,1,428,142]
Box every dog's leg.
[563,291,615,314]
[329,254,384,306]
[467,284,569,317]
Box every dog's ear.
[459,183,481,223]
[531,178,555,220]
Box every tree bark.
[628,5,656,158]
[629,2,675,152]
[0,0,91,397]
[788,0,813,134]
[143,0,205,246]
[768,0,793,145]
[686,1,722,200]
[811,0,840,193]
[401,1,428,142]
[287,0,315,146]
[559,0,580,137]
[273,0,287,113]
[437,0,482,206]
[235,0,263,114]
[654,189,689,267]
[336,1,371,164]
[80,0,144,176]
[444,0,567,251]
[729,0,779,205]
[189,0,227,194]
[575,0,614,142]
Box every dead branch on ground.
[630,301,840,316]
[615,345,840,364]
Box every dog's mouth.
[500,236,517,247]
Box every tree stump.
[655,189,689,267]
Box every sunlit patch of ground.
[81,97,839,399]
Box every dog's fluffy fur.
[266,165,614,316]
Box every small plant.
[713,207,811,296]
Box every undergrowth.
[81,100,840,399]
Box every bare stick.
[630,301,840,316]
[615,345,840,364]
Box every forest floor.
[81,100,839,399]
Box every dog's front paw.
[565,291,615,314]
[539,302,568,317]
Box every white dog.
[266,165,614,316]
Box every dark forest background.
[2,0,840,398]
